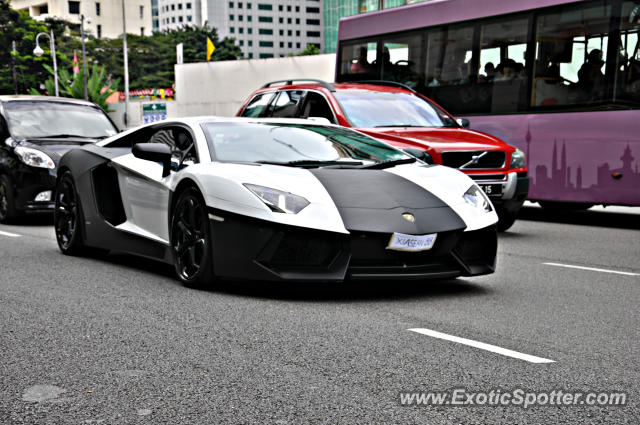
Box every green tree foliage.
[0,1,59,94]
[0,0,242,95]
[296,44,321,56]
[29,63,120,111]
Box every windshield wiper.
[357,157,417,169]
[257,159,364,168]
[37,134,104,139]
[373,124,428,128]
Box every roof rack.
[349,80,417,93]
[261,79,335,92]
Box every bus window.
[380,32,424,88]
[339,40,378,81]
[478,16,531,113]
[425,25,475,114]
[533,1,613,107]
[617,1,640,104]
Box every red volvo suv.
[237,79,529,231]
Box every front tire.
[171,188,214,288]
[0,174,19,223]
[54,172,86,255]
[496,207,519,232]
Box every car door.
[110,125,196,244]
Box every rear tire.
[0,175,19,224]
[54,172,86,255]
[171,187,214,289]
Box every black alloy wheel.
[171,188,214,288]
[54,172,85,255]
[0,175,18,223]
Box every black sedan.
[0,95,118,222]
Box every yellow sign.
[206,37,216,61]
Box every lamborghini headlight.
[510,149,526,169]
[244,184,310,214]
[14,146,55,169]
[463,185,492,213]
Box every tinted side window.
[300,92,336,123]
[150,127,197,164]
[240,92,276,117]
[268,90,305,117]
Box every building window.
[178,16,183,22]
[287,18,291,24]
[279,41,284,48]
[307,19,320,25]
[258,16,272,22]
[306,7,320,13]
[178,3,182,9]
[279,29,283,36]
[139,5,144,18]
[229,14,234,20]
[68,1,80,14]
[259,28,272,35]
[287,30,292,36]
[239,27,244,33]
[278,5,283,11]
[229,1,234,7]
[296,30,300,36]
[258,4,272,10]
[239,15,243,21]
[248,40,253,46]
[238,2,243,8]
[95,2,100,16]
[171,16,175,22]
[296,18,300,24]
[307,31,320,37]
[187,15,192,22]
[259,41,273,47]
[140,27,145,35]
[97,24,102,38]
[279,17,283,24]
[230,27,235,33]
[288,42,292,48]
[249,53,253,58]
[171,4,175,10]
[187,3,192,9]
[239,40,244,46]
[260,53,274,58]
[295,6,300,12]
[247,15,252,22]
[287,5,291,11]
[247,2,251,8]
[247,27,252,34]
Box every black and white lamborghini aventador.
[54,117,498,286]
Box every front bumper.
[470,172,529,211]
[13,167,56,213]
[209,209,497,282]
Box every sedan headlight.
[510,148,526,169]
[463,185,492,213]
[14,146,55,169]
[244,184,310,214]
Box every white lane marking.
[408,328,555,364]
[544,262,639,277]
[0,230,21,238]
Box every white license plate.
[387,232,437,252]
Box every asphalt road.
[1,205,639,424]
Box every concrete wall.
[173,53,336,118]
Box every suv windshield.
[4,101,118,140]
[202,122,409,165]
[334,91,458,128]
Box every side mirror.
[457,118,470,128]
[403,148,433,164]
[132,143,172,177]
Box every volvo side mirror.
[457,118,470,128]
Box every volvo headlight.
[14,146,55,169]
[244,184,310,214]
[510,149,526,169]
[463,185,492,213]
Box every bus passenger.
[351,47,370,74]
[578,49,605,99]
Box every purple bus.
[336,0,640,208]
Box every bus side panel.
[465,110,640,206]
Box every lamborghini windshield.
[201,122,410,165]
